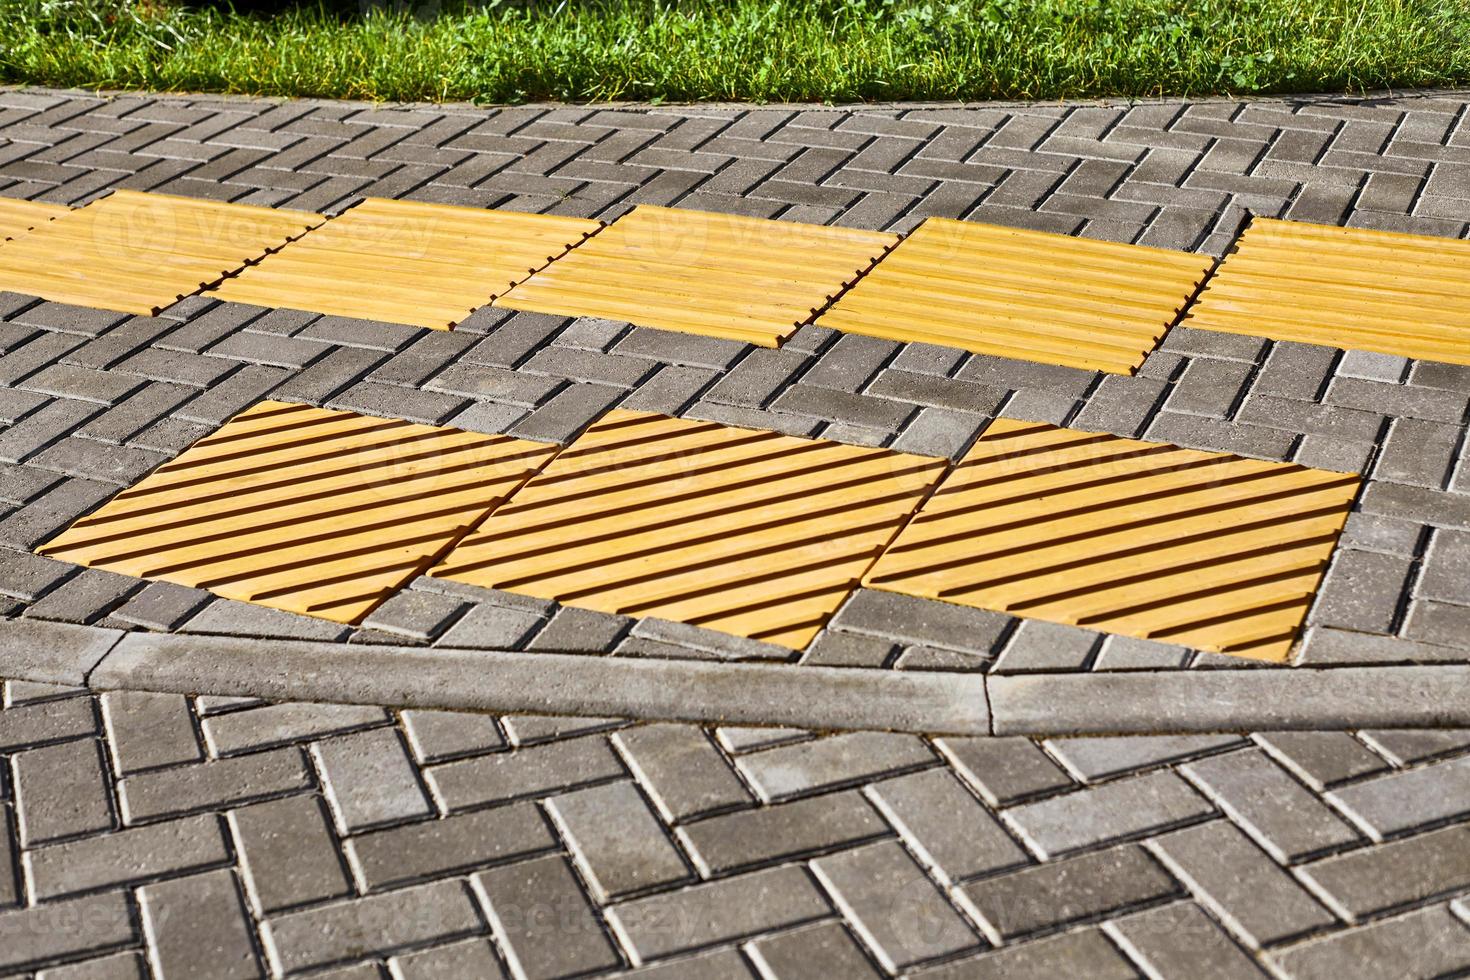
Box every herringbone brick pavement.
[2,677,1470,978]
[2,88,1468,253]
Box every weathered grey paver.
[1003,769,1214,858]
[137,869,261,979]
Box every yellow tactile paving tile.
[211,198,599,330]
[0,197,67,242]
[1184,217,1470,366]
[814,217,1215,374]
[0,190,321,315]
[863,419,1361,662]
[430,409,947,649]
[494,205,899,347]
[38,401,559,624]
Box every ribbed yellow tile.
[815,218,1214,374]
[811,218,1211,376]
[39,401,559,624]
[864,418,1361,662]
[1185,217,1470,365]
[0,190,321,315]
[431,409,946,649]
[0,197,67,242]
[495,205,899,347]
[212,198,599,329]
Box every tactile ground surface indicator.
[495,204,899,347]
[39,401,559,623]
[0,197,66,241]
[865,419,1362,661]
[1185,217,1470,366]
[0,190,322,315]
[211,197,599,330]
[816,217,1216,374]
[432,409,948,648]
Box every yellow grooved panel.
[430,408,947,649]
[0,190,322,315]
[814,217,1214,375]
[0,198,68,242]
[863,418,1361,662]
[1185,217,1470,365]
[38,401,558,623]
[211,198,600,330]
[494,205,899,347]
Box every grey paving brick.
[734,730,933,801]
[605,865,830,965]
[830,589,1009,654]
[0,550,75,601]
[546,781,690,901]
[312,727,431,833]
[675,789,888,876]
[1091,634,1192,670]
[387,938,507,980]
[34,951,148,980]
[1299,823,1470,920]
[227,794,351,915]
[1375,417,1462,488]
[0,695,97,752]
[400,709,505,763]
[526,606,630,653]
[1252,341,1337,400]
[202,701,387,755]
[362,590,468,642]
[910,927,1136,980]
[1253,731,1389,791]
[1327,754,1470,840]
[262,880,482,975]
[12,737,112,845]
[812,839,979,970]
[744,920,879,980]
[613,326,747,370]
[507,382,623,442]
[1045,734,1243,782]
[1419,528,1470,604]
[866,768,1028,884]
[1337,349,1409,383]
[1105,901,1267,980]
[1005,768,1215,858]
[473,854,623,979]
[936,735,1074,806]
[628,618,793,662]
[173,364,289,425]
[183,599,351,641]
[1309,549,1412,634]
[1147,819,1336,949]
[799,629,897,667]
[26,812,231,899]
[427,734,624,810]
[20,364,144,405]
[0,398,101,466]
[611,723,751,823]
[957,844,1176,942]
[22,567,139,625]
[704,349,809,408]
[1181,748,1359,862]
[269,345,388,404]
[1326,376,1469,424]
[1270,905,1470,980]
[110,581,210,631]
[138,868,260,979]
[991,620,1100,673]
[0,892,137,973]
[347,801,555,891]
[1357,729,1470,765]
[436,602,547,650]
[119,745,312,822]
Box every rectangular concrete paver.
[138,868,261,979]
[545,781,690,901]
[472,854,623,980]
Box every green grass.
[1,0,1467,104]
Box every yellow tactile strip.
[431,409,947,649]
[211,198,600,330]
[863,419,1361,662]
[39,401,559,624]
[814,217,1215,375]
[1185,216,1470,366]
[494,205,899,347]
[0,197,68,242]
[0,190,322,316]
